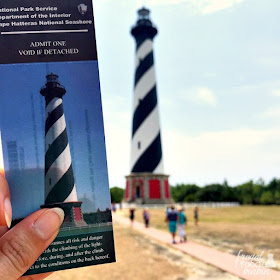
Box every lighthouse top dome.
[131,7,158,40]
[138,7,150,19]
[46,73,59,83]
[135,7,154,27]
[40,72,66,99]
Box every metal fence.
[60,221,113,232]
[118,202,240,209]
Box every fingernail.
[4,197,12,228]
[34,208,64,240]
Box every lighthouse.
[40,73,87,227]
[125,8,171,204]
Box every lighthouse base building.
[42,202,87,228]
[125,173,171,204]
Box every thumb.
[0,208,64,280]
[0,175,12,228]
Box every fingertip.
[0,173,6,182]
[33,208,64,241]
[4,197,12,228]
[52,207,65,224]
[0,176,11,228]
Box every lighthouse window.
[49,178,52,186]
[138,141,141,149]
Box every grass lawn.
[120,206,280,269]
[58,224,113,237]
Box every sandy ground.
[47,220,240,280]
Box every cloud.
[136,0,244,14]
[272,89,280,97]
[136,0,186,7]
[102,94,131,188]
[197,0,244,14]
[261,105,280,118]
[260,89,280,118]
[188,87,217,106]
[204,72,217,78]
[98,0,244,15]
[163,127,280,186]
[104,121,130,188]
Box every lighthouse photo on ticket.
[0,0,115,275]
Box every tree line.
[110,178,280,205]
[171,179,280,205]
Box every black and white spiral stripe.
[131,38,163,173]
[44,97,78,204]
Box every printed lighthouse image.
[125,8,172,204]
[40,73,87,227]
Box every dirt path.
[48,219,239,280]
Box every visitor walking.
[129,206,135,227]
[111,202,117,213]
[143,207,150,228]
[194,206,199,226]
[165,206,170,217]
[177,206,187,242]
[165,205,178,244]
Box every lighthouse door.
[136,186,141,198]
[132,179,144,202]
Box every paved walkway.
[114,214,280,280]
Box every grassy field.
[58,224,113,237]
[120,206,280,269]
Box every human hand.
[0,175,64,280]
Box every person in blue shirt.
[166,205,178,244]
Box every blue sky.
[93,0,280,187]
[0,61,111,217]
